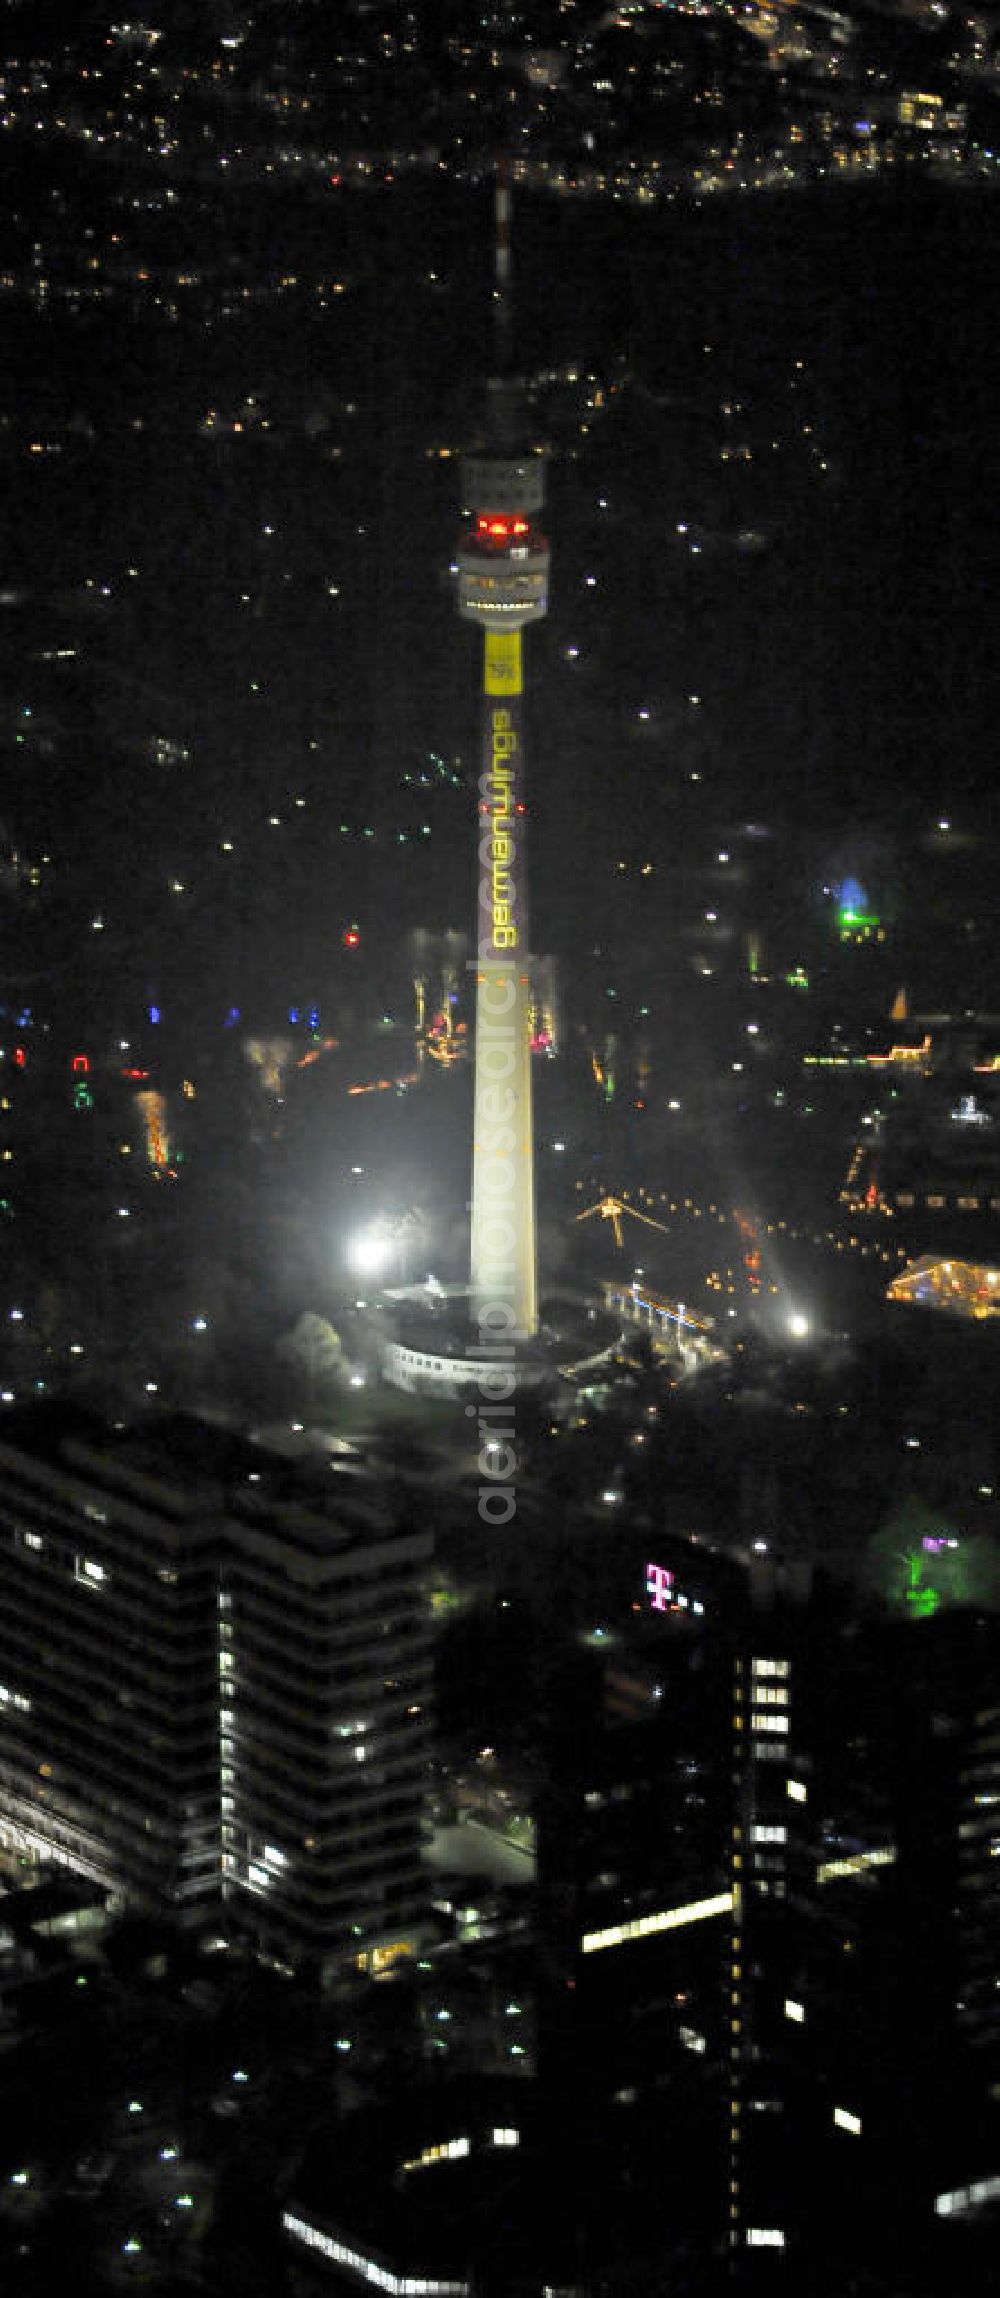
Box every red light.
[72,1054,90,1074]
[342,926,360,950]
[476,513,530,542]
[14,1047,26,1069]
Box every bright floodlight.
[349,1231,392,1278]
[787,1312,810,1340]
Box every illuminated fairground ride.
[732,1206,763,1296]
[887,1254,1000,1322]
[419,990,467,1068]
[410,931,469,1069]
[576,1190,762,1297]
[574,1194,717,1360]
[575,1193,675,1254]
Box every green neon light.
[904,1552,940,1618]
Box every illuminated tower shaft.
[457,163,549,1342]
[472,626,535,1335]
[458,471,548,1341]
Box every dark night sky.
[1,149,999,1029]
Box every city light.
[0,44,991,2295]
[349,1231,392,1278]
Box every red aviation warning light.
[342,924,360,950]
[476,512,531,544]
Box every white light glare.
[349,1233,391,1277]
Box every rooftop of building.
[0,1399,429,1571]
[286,2070,663,2295]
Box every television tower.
[457,166,549,1342]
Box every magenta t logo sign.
[646,1562,675,1612]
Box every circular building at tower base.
[378,1282,618,1401]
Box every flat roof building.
[0,1406,434,1981]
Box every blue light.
[836,875,866,915]
[307,1007,320,1030]
[148,1006,161,1025]
[288,1007,300,1025]
[224,1006,240,1027]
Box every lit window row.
[935,2174,1000,2218]
[580,1891,733,1956]
[282,2212,470,2294]
[817,1847,894,1883]
[401,2139,470,2173]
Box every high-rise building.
[457,168,549,1345]
[219,1461,433,1980]
[0,1410,220,1905]
[0,1407,433,1981]
[728,1573,1000,2276]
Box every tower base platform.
[378,1284,618,1402]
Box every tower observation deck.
[459,170,549,1345]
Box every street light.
[349,1231,393,1279]
[348,1211,424,1285]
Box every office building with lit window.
[0,1407,219,1903]
[219,1471,433,1979]
[727,1572,1000,2278]
[0,1407,433,1980]
[530,1521,1000,2278]
[534,1629,732,2253]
